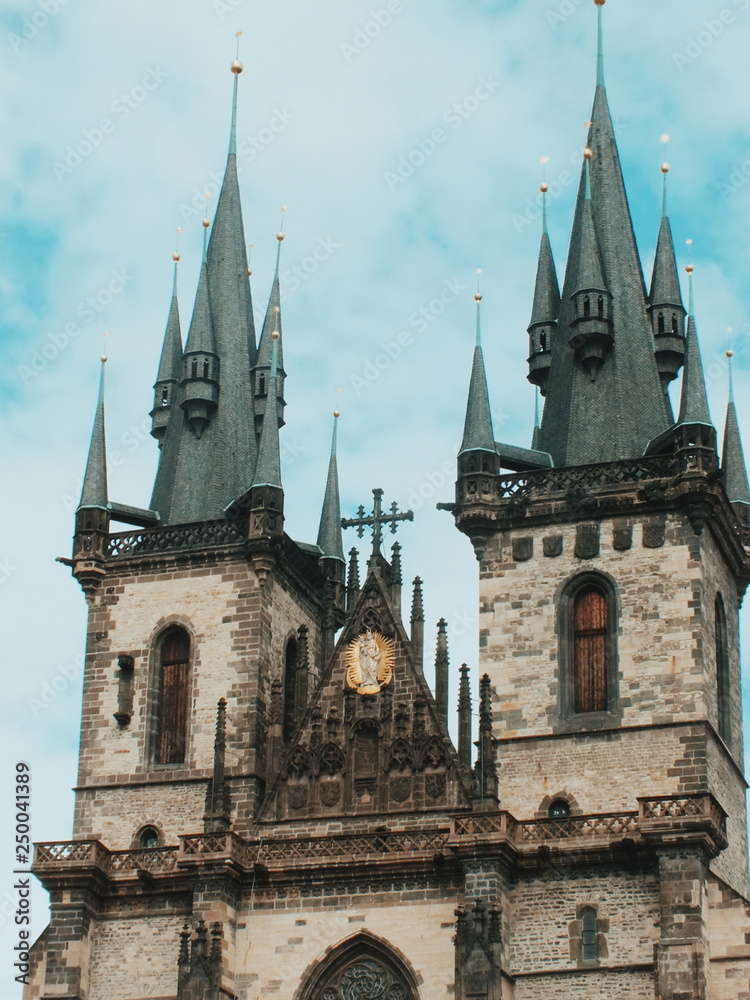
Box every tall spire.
[79,357,109,511]
[722,352,750,506]
[252,335,282,489]
[527,181,560,396]
[595,0,605,88]
[677,267,711,427]
[149,54,259,524]
[536,3,670,465]
[460,291,496,456]
[316,410,345,562]
[434,618,449,731]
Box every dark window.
[573,586,608,713]
[658,312,665,334]
[597,295,604,319]
[672,312,679,334]
[583,295,591,317]
[581,907,597,962]
[161,387,169,405]
[282,637,299,743]
[203,360,209,378]
[258,374,266,396]
[156,628,190,765]
[549,799,570,819]
[138,826,160,849]
[191,359,198,378]
[716,595,731,742]
[540,331,547,352]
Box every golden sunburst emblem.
[345,629,395,695]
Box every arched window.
[283,636,300,743]
[549,799,571,819]
[583,295,591,317]
[156,627,190,765]
[558,573,618,724]
[540,331,547,352]
[716,595,731,743]
[161,387,169,405]
[258,373,266,396]
[671,312,679,335]
[581,907,598,962]
[658,312,665,334]
[298,933,418,1000]
[191,359,198,378]
[574,586,608,713]
[137,826,160,849]
[597,295,604,319]
[203,360,209,378]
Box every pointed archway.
[295,931,420,1000]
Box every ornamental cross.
[341,488,413,556]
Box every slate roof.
[723,379,750,505]
[460,303,496,456]
[78,362,109,511]
[154,265,183,385]
[316,416,345,562]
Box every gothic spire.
[722,355,750,506]
[79,358,109,511]
[252,335,282,489]
[649,164,686,398]
[527,184,560,396]
[151,258,184,443]
[316,411,345,562]
[460,293,496,456]
[149,57,259,524]
[435,618,449,730]
[677,270,711,427]
[536,2,670,465]
[253,227,286,432]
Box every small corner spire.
[251,334,283,489]
[527,171,560,397]
[316,405,345,562]
[253,211,288,431]
[79,352,109,511]
[532,389,542,451]
[435,618,450,729]
[677,262,712,427]
[460,282,496,456]
[722,348,750,506]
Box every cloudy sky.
[1,0,750,980]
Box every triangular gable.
[260,556,471,821]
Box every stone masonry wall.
[73,547,323,845]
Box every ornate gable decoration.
[345,629,395,695]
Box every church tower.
[449,3,750,997]
[26,5,750,1000]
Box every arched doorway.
[298,933,419,1000]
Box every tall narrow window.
[573,586,607,713]
[282,636,299,743]
[156,628,190,765]
[581,907,598,962]
[716,595,731,743]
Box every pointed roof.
[460,298,496,455]
[677,277,711,427]
[722,362,750,505]
[529,228,560,328]
[316,413,345,562]
[650,170,684,311]
[536,7,670,466]
[256,236,285,376]
[184,256,217,356]
[149,62,259,524]
[252,338,282,489]
[155,263,183,383]
[572,159,607,293]
[78,361,109,511]
[531,390,542,451]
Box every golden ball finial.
[231,59,243,74]
[101,355,108,363]
[277,232,285,242]
[203,218,210,229]
[726,350,735,359]
[271,329,280,340]
[333,409,341,418]
[247,267,252,276]
[661,162,670,174]
[594,0,606,6]
[685,263,694,275]
[583,147,593,160]
[540,182,549,194]
[474,293,483,303]
[173,253,181,262]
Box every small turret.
[568,151,613,380]
[252,225,286,435]
[527,184,560,396]
[434,618,449,732]
[151,256,184,442]
[74,358,110,594]
[410,576,425,675]
[648,165,686,397]
[180,226,219,439]
[722,351,750,526]
[316,409,346,618]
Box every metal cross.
[341,488,413,556]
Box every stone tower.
[26,6,750,1000]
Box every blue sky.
[2,0,750,987]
